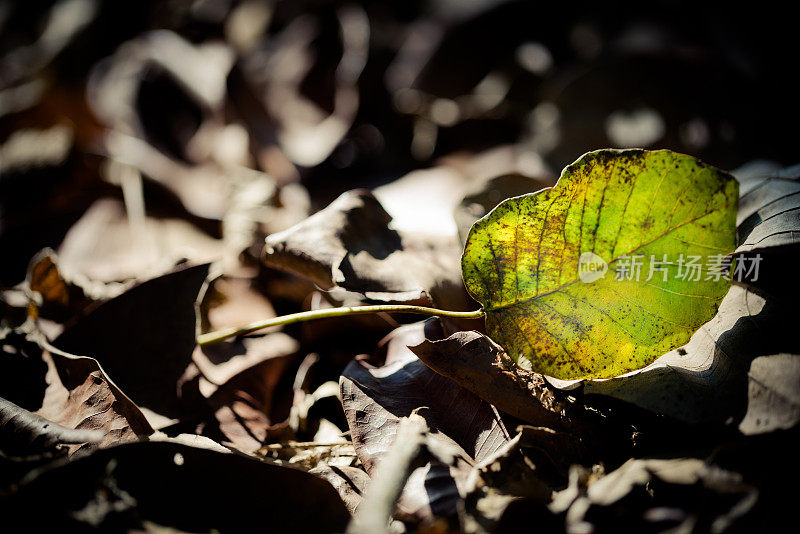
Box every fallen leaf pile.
[1,2,799,532]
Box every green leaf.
[461,149,738,379]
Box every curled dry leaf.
[550,458,758,532]
[735,164,800,253]
[198,274,276,336]
[459,429,560,531]
[202,349,296,453]
[194,333,297,397]
[27,249,93,322]
[37,347,154,450]
[264,189,471,310]
[340,322,511,523]
[1,328,153,456]
[410,319,566,428]
[193,275,299,452]
[0,396,102,457]
[26,249,122,326]
[310,464,371,515]
[57,198,222,283]
[52,264,210,421]
[341,322,511,468]
[347,413,431,534]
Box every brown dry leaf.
[459,430,558,531]
[264,189,471,310]
[193,274,299,452]
[1,328,152,455]
[410,319,567,429]
[202,352,296,452]
[198,274,276,335]
[27,249,94,321]
[1,396,102,457]
[205,391,272,453]
[194,334,298,397]
[37,346,154,450]
[549,458,758,533]
[52,264,210,422]
[57,198,222,283]
[735,164,800,254]
[26,248,121,325]
[340,321,511,522]
[310,464,371,514]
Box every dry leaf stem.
[197,305,485,345]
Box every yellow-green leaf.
[461,149,738,379]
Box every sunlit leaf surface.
[462,149,738,379]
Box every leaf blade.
[462,149,738,379]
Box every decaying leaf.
[410,319,566,428]
[310,464,371,515]
[341,323,510,469]
[36,346,155,450]
[201,349,296,452]
[340,322,511,522]
[199,275,276,335]
[0,396,102,457]
[26,248,119,324]
[735,164,800,253]
[347,413,431,534]
[550,458,758,532]
[459,429,561,531]
[52,264,210,421]
[56,198,222,283]
[194,333,298,397]
[264,189,471,310]
[1,327,153,454]
[462,149,738,379]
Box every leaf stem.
[197,305,485,346]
